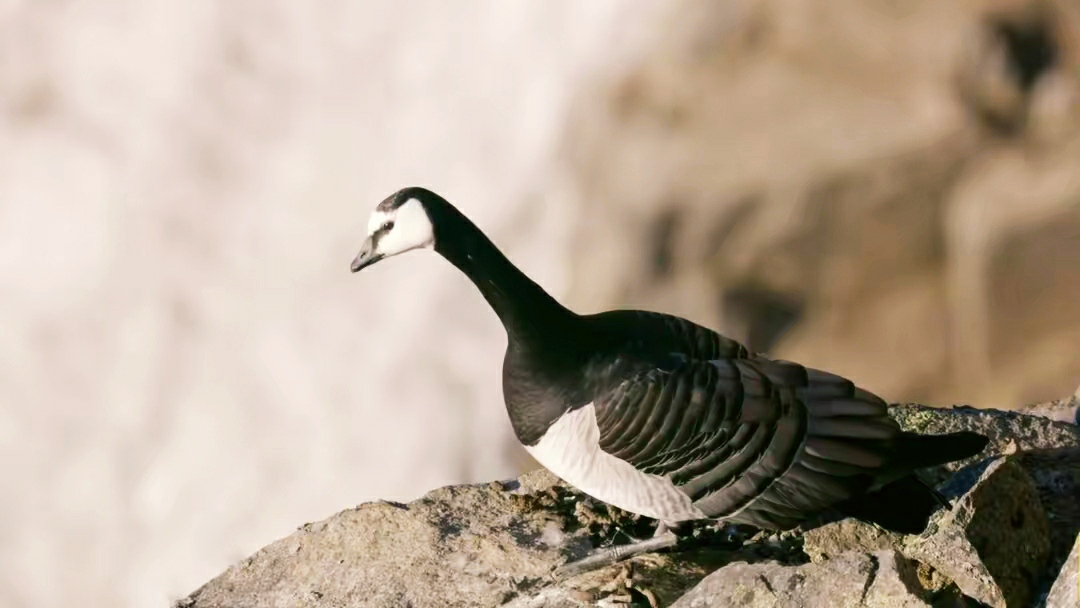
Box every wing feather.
[592,355,910,528]
[582,312,987,531]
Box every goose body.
[351,187,989,535]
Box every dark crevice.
[757,573,777,597]
[859,553,880,606]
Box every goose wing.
[584,309,750,361]
[591,355,979,530]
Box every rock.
[903,456,1051,608]
[798,520,974,606]
[1044,533,1079,608]
[180,406,1080,608]
[178,470,595,608]
[177,469,759,608]
[177,465,801,608]
[803,519,901,564]
[889,403,1080,485]
[670,550,930,608]
[1015,449,1080,603]
[803,447,1080,607]
[1020,391,1080,426]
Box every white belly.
[524,403,705,522]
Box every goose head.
[350,187,437,272]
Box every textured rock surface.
[799,456,1056,607]
[1016,449,1080,604]
[1044,533,1079,608]
[889,403,1080,484]
[670,551,930,608]
[802,519,901,564]
[179,469,755,608]
[1021,390,1080,425]
[181,406,1080,608]
[800,448,1080,607]
[180,471,597,608]
[904,456,1050,608]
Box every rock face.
[889,403,1080,484]
[178,469,746,608]
[903,456,1050,608]
[1044,533,1078,608]
[670,551,930,608]
[555,0,1080,409]
[179,473,601,608]
[1021,390,1080,425]
[180,404,1080,608]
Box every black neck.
[426,198,578,347]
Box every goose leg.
[608,519,676,545]
[554,520,682,579]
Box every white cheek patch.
[367,198,435,257]
[367,210,393,235]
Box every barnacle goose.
[350,187,990,574]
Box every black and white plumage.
[350,187,989,554]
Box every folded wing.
[592,356,987,531]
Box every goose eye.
[381,221,395,232]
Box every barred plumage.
[353,187,990,545]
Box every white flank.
[524,403,706,522]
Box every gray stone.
[889,403,1080,486]
[179,405,1080,608]
[178,469,735,608]
[801,452,1067,607]
[1045,533,1079,608]
[670,551,930,608]
[1015,449,1080,604]
[179,471,594,608]
[1021,393,1080,426]
[903,456,1051,608]
[803,519,901,564]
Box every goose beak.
[350,238,383,273]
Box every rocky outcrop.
[899,456,1050,608]
[555,0,1080,410]
[670,551,929,608]
[179,404,1080,607]
[1044,533,1078,608]
[890,402,1080,482]
[176,468,746,608]
[1021,389,1080,425]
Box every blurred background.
[2,0,1079,606]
